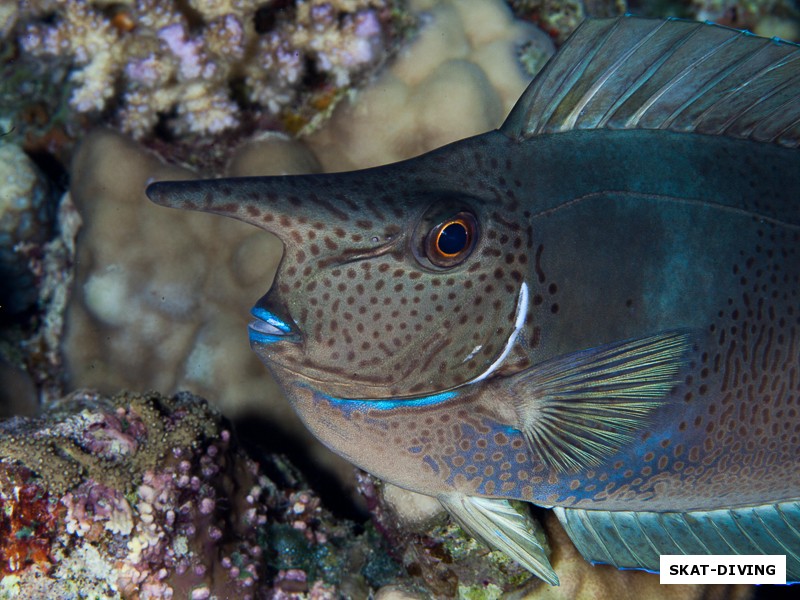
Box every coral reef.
[0,142,53,318]
[0,390,403,599]
[509,0,626,43]
[0,139,80,405]
[0,390,260,598]
[15,191,83,403]
[307,0,554,170]
[688,0,800,39]
[12,0,413,143]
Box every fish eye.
[425,212,478,267]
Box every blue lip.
[248,307,297,344]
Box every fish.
[146,16,800,585]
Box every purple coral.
[157,24,214,81]
[81,405,146,459]
[62,480,134,538]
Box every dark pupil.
[438,222,468,255]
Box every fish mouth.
[248,306,300,344]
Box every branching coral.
[16,0,412,139]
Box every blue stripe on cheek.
[306,388,460,416]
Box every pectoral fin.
[555,501,800,581]
[509,331,695,473]
[439,492,559,585]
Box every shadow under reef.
[232,411,370,523]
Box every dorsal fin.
[501,16,800,147]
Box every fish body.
[148,17,800,584]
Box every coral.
[509,0,627,43]
[0,390,266,597]
[688,0,800,39]
[0,391,218,496]
[0,390,409,598]
[0,464,57,578]
[510,0,588,42]
[304,0,555,170]
[15,192,82,404]
[0,140,80,405]
[0,142,53,317]
[0,391,248,597]
[13,0,413,140]
[0,33,75,166]
[67,128,292,424]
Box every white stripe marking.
[462,345,483,363]
[466,281,529,385]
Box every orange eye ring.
[424,212,478,267]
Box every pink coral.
[81,406,146,460]
[62,479,134,538]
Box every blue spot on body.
[423,455,440,474]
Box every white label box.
[660,555,786,584]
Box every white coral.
[21,2,123,113]
[187,0,259,21]
[173,83,240,134]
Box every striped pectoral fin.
[555,501,800,581]
[439,492,559,585]
[508,330,696,473]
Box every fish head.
[146,133,532,399]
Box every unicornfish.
[147,16,800,585]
